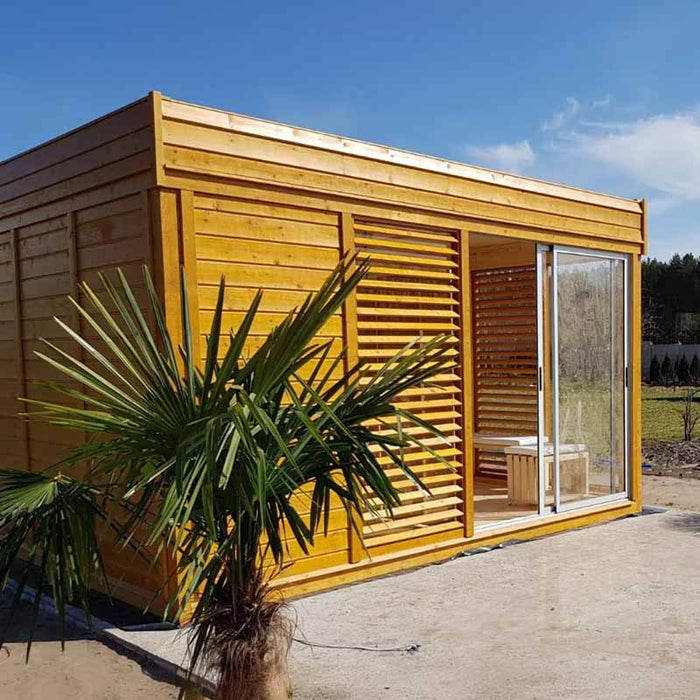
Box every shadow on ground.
[0,594,91,644]
[0,593,186,693]
[664,510,700,533]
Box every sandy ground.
[0,597,179,700]
[1,474,698,699]
[643,473,700,510]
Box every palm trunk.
[203,512,293,700]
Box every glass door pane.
[554,251,627,507]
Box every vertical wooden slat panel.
[9,229,29,470]
[150,91,166,187]
[340,211,363,564]
[630,254,642,506]
[640,198,648,257]
[458,230,474,538]
[179,189,201,364]
[141,189,155,271]
[150,188,183,353]
[139,188,159,335]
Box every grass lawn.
[642,385,699,441]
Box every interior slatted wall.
[472,264,537,476]
[353,219,465,554]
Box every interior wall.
[470,239,537,476]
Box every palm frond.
[0,470,107,658]
[3,252,458,694]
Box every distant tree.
[660,354,674,386]
[643,253,700,343]
[677,354,690,385]
[690,354,700,385]
[642,296,662,342]
[649,355,661,384]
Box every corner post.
[178,190,201,366]
[630,253,643,507]
[340,211,364,564]
[458,229,474,538]
[9,229,30,471]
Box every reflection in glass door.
[552,249,628,509]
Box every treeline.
[643,253,700,342]
[648,353,700,386]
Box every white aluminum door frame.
[546,245,631,514]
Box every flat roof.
[0,92,641,215]
[162,94,642,214]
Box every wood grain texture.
[0,95,159,610]
[353,218,465,554]
[0,91,646,615]
[189,191,349,576]
[630,254,643,506]
[9,230,29,469]
[160,96,641,216]
[458,230,475,537]
[340,212,363,564]
[472,262,537,477]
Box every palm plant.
[0,256,455,699]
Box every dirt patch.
[0,596,179,700]
[643,473,700,511]
[643,439,700,478]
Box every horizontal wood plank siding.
[0,91,645,614]
[154,94,644,601]
[160,97,644,251]
[190,192,351,577]
[0,97,160,612]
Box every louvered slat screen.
[354,220,465,553]
[472,264,537,477]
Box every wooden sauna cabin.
[0,92,646,613]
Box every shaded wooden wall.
[0,96,166,610]
[470,240,538,476]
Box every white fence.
[642,342,700,381]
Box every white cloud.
[458,96,700,259]
[541,97,580,132]
[556,110,700,202]
[464,140,535,173]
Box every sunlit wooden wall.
[0,91,646,610]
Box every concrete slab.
[288,509,700,699]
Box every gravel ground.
[643,473,700,510]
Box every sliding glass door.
[538,246,629,513]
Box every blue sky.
[2,1,698,259]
